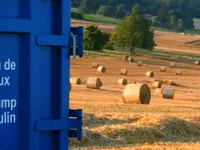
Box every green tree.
[115,15,155,55]
[84,25,110,51]
[116,4,126,19]
[156,7,169,24]
[177,19,185,31]
[96,5,113,17]
[132,4,143,16]
[80,0,99,14]
[169,15,178,29]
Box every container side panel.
[60,0,71,149]
[0,34,19,150]
[18,34,31,150]
[39,0,62,149]
[0,0,19,18]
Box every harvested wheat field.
[69,55,200,150]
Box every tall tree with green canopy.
[116,4,126,19]
[115,6,155,55]
[84,25,110,51]
[80,0,99,14]
[132,4,143,16]
[96,5,113,17]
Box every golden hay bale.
[160,66,167,72]
[195,60,200,65]
[169,62,176,68]
[154,88,163,94]
[86,77,102,89]
[146,71,154,78]
[70,77,82,85]
[122,83,151,104]
[152,81,162,89]
[117,78,128,86]
[122,55,128,61]
[176,69,182,75]
[137,61,143,67]
[97,66,106,73]
[92,62,99,68]
[162,87,175,99]
[127,57,134,62]
[120,69,128,75]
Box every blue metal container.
[0,0,83,150]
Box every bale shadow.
[100,88,122,94]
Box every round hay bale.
[117,78,128,86]
[122,55,128,61]
[137,61,143,67]
[152,81,162,89]
[160,66,167,72]
[86,77,102,89]
[123,83,151,104]
[155,88,163,94]
[120,69,128,75]
[195,60,200,65]
[176,69,182,75]
[162,87,175,99]
[146,71,154,78]
[70,77,82,85]
[127,57,134,62]
[92,62,99,68]
[97,66,106,73]
[169,62,176,68]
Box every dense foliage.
[84,25,113,50]
[72,0,199,30]
[115,5,155,55]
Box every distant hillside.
[72,0,200,31]
[72,0,200,18]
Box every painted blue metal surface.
[0,0,83,150]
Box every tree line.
[73,0,200,18]
[72,0,200,31]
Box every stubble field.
[70,19,200,150]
